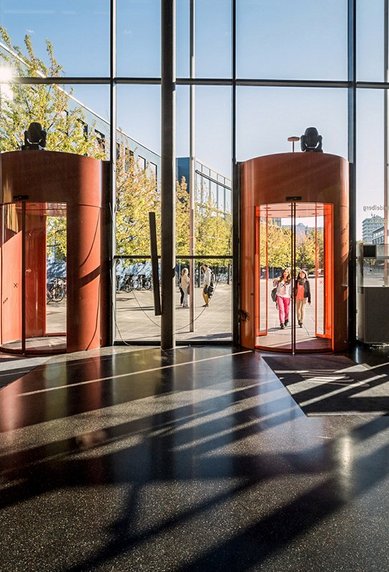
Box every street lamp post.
[287,136,300,153]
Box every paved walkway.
[115,283,232,343]
[43,278,326,348]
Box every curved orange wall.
[240,152,349,352]
[0,151,110,352]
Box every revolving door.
[0,201,67,354]
[0,150,110,355]
[255,202,333,352]
[240,152,349,353]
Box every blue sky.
[0,0,387,237]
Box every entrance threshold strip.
[18,349,253,397]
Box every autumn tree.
[266,223,291,270]
[115,154,160,256]
[194,177,232,262]
[0,27,102,157]
[175,176,232,264]
[176,176,190,256]
[296,228,323,271]
[0,27,232,267]
[260,221,323,275]
[196,199,232,258]
[0,27,104,260]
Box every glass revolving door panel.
[0,203,23,352]
[255,202,333,353]
[0,202,67,355]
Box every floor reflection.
[0,346,388,572]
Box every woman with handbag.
[273,269,291,329]
[201,263,213,307]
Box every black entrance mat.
[263,354,389,415]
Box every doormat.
[263,354,389,415]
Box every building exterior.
[362,215,384,244]
[66,97,233,218]
[177,158,232,215]
[372,225,384,245]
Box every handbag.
[271,287,277,302]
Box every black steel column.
[107,0,116,346]
[189,0,196,332]
[291,202,296,354]
[232,0,240,346]
[348,0,357,346]
[384,0,389,286]
[161,0,176,350]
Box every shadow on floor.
[264,354,389,415]
[0,347,388,571]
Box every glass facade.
[236,0,348,81]
[0,0,110,77]
[1,1,389,347]
[236,87,348,160]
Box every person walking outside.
[294,269,311,327]
[180,267,190,308]
[201,263,213,307]
[273,268,291,329]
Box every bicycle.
[47,277,66,303]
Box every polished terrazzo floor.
[0,346,388,572]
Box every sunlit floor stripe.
[272,370,310,375]
[358,360,389,371]
[300,374,386,407]
[18,350,253,397]
[283,376,352,393]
